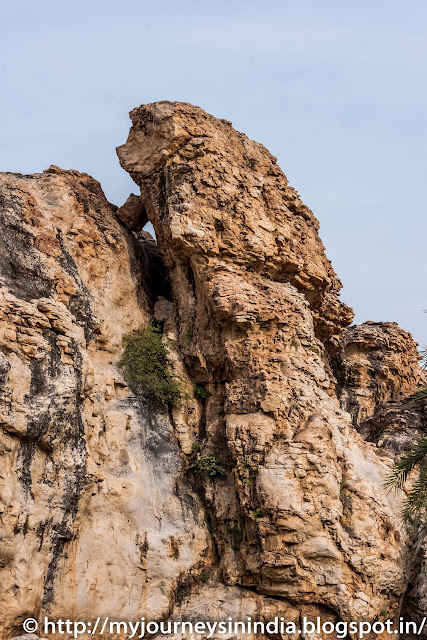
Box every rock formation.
[331,321,424,428]
[0,102,425,638]
[0,166,209,636]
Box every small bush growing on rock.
[229,526,244,550]
[239,457,250,469]
[119,324,181,405]
[177,587,188,601]
[229,526,244,541]
[191,440,202,453]
[200,569,210,583]
[194,384,209,399]
[189,453,226,477]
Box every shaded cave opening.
[134,226,171,306]
[115,193,170,306]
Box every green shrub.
[194,384,209,399]
[189,454,226,477]
[229,527,244,541]
[200,569,210,583]
[177,587,188,601]
[339,479,349,502]
[191,440,202,453]
[118,324,181,405]
[239,457,250,469]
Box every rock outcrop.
[0,102,425,638]
[116,193,148,231]
[331,321,424,428]
[117,101,422,623]
[0,167,209,637]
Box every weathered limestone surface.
[336,321,427,636]
[117,101,423,624]
[0,167,209,638]
[331,321,424,427]
[331,322,427,636]
[0,102,425,639]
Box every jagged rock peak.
[117,100,353,343]
[0,105,425,636]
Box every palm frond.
[403,463,427,521]
[386,436,427,491]
[405,387,427,403]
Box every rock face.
[331,321,424,428]
[117,102,354,346]
[117,101,422,623]
[0,167,209,637]
[0,102,425,638]
[359,396,427,454]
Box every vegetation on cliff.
[119,324,181,405]
[189,453,226,477]
[387,436,427,523]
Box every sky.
[1,0,426,347]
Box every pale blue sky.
[1,0,426,346]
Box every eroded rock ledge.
[0,103,425,638]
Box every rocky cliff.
[0,102,425,639]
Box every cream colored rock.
[11,636,46,640]
[118,101,419,623]
[0,167,209,638]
